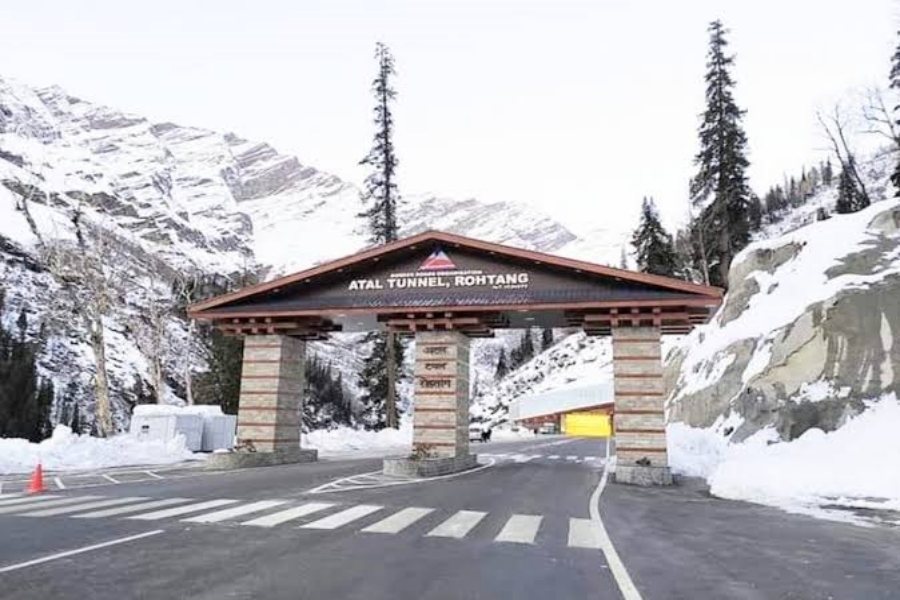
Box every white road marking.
[566,455,579,461]
[0,495,103,515]
[584,456,600,461]
[513,455,540,463]
[74,498,193,519]
[144,471,164,480]
[568,518,603,548]
[21,497,148,517]
[182,500,289,523]
[302,504,383,530]
[0,530,164,574]
[53,477,66,490]
[127,499,237,521]
[495,514,542,544]
[242,502,336,527]
[362,507,434,534]
[426,510,487,539]
[306,459,495,494]
[0,494,59,508]
[590,437,643,600]
[101,474,119,484]
[548,455,560,460]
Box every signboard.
[346,248,530,293]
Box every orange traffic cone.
[26,463,46,494]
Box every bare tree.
[129,268,171,405]
[817,106,871,205]
[861,87,900,146]
[172,271,204,405]
[39,209,123,435]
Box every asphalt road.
[0,436,898,600]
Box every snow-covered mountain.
[0,74,617,428]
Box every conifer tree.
[359,41,401,244]
[519,328,535,364]
[0,294,54,442]
[835,168,870,214]
[822,159,834,186]
[494,348,509,380]
[358,42,403,428]
[689,20,753,288]
[357,333,402,430]
[540,327,553,352]
[631,197,679,277]
[891,30,900,197]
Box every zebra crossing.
[479,453,605,465]
[0,492,602,550]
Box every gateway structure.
[189,230,722,485]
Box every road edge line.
[590,438,643,600]
[0,530,165,573]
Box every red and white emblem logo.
[419,248,456,271]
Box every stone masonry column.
[230,334,317,466]
[612,325,672,485]
[413,330,471,459]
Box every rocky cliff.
[666,196,900,441]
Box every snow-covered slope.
[0,74,611,430]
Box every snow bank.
[490,427,536,442]
[668,395,900,517]
[133,404,224,416]
[0,425,202,475]
[303,420,413,457]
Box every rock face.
[666,200,900,441]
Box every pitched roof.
[189,229,722,317]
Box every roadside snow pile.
[489,427,536,442]
[303,419,413,456]
[668,395,900,517]
[0,425,202,474]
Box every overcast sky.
[0,1,896,237]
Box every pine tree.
[822,158,834,186]
[689,20,753,288]
[357,42,404,428]
[359,42,401,245]
[835,168,869,214]
[747,194,763,232]
[494,348,509,380]
[70,400,83,434]
[891,30,900,197]
[0,294,54,442]
[631,197,679,277]
[540,327,553,352]
[519,328,535,364]
[357,332,402,430]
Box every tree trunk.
[91,324,113,436]
[152,355,163,404]
[184,321,195,405]
[385,331,397,429]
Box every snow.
[673,198,900,400]
[668,394,900,519]
[133,404,224,416]
[0,425,202,475]
[302,419,413,457]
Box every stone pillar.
[413,330,470,459]
[223,334,317,467]
[612,325,672,485]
